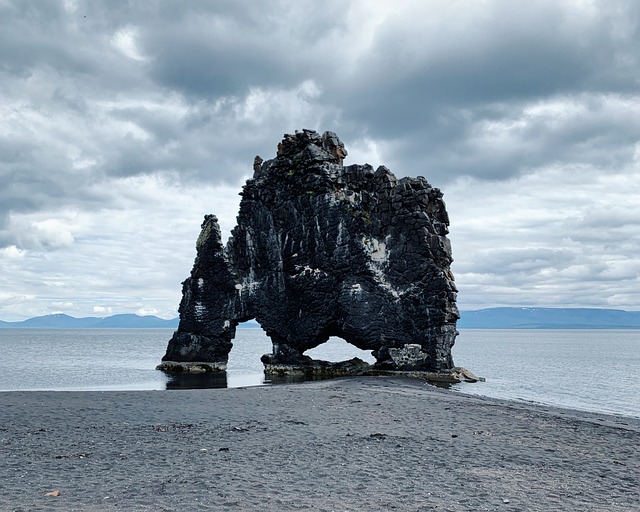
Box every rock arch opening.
[225,320,272,387]
[305,337,375,364]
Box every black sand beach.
[1,377,638,511]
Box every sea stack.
[158,129,471,382]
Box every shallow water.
[0,327,638,418]
[453,329,640,418]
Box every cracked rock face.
[160,129,459,373]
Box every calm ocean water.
[0,328,638,418]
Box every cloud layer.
[1,0,639,320]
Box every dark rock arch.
[158,129,474,381]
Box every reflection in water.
[162,369,380,390]
[164,372,228,389]
[264,373,359,386]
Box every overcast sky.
[2,0,640,321]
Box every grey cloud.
[330,1,640,181]
[0,3,76,74]
[563,217,640,250]
[358,91,640,184]
[457,247,578,275]
[0,136,78,212]
[2,0,640,317]
[6,0,639,187]
[138,0,347,98]
[358,1,638,106]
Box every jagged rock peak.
[252,129,348,181]
[277,129,347,162]
[159,129,462,380]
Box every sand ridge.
[1,377,638,511]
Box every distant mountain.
[458,307,640,329]
[5,309,638,330]
[0,314,179,329]
[0,314,262,329]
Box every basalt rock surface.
[159,129,467,381]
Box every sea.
[0,328,638,419]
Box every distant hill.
[4,309,639,330]
[0,314,263,329]
[0,314,179,329]
[458,307,640,329]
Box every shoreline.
[2,375,639,422]
[2,377,638,511]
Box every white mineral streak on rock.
[336,219,347,246]
[294,265,326,277]
[194,301,206,319]
[242,231,259,293]
[362,236,400,299]
[245,230,255,259]
[241,280,257,294]
[361,236,390,263]
[368,265,400,299]
[240,268,260,295]
[370,241,387,261]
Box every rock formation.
[159,129,471,381]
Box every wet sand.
[1,377,638,511]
